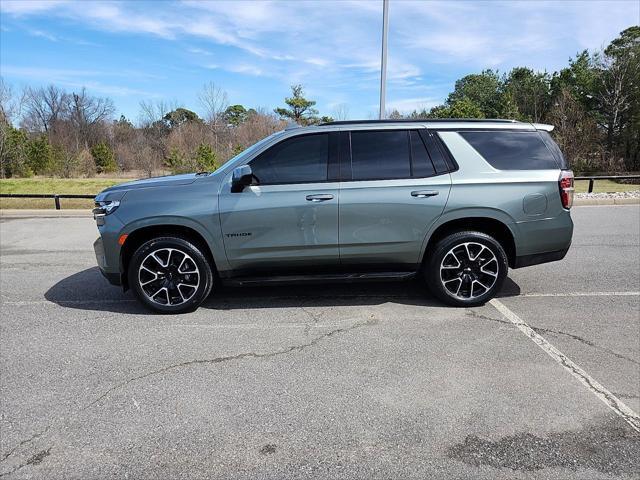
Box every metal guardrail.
[575,175,640,193]
[1,174,639,208]
[0,193,94,209]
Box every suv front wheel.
[128,236,214,314]
[425,231,508,307]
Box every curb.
[573,198,640,206]
[0,209,92,219]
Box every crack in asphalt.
[0,448,52,478]
[465,309,640,366]
[0,319,375,476]
[299,303,323,336]
[530,325,640,367]
[0,426,51,463]
[84,319,375,410]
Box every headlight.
[93,200,120,219]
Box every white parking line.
[517,291,640,298]
[489,298,640,433]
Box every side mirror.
[231,165,253,193]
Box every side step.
[223,271,417,287]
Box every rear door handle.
[306,194,334,202]
[411,190,439,198]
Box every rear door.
[219,132,340,272]
[338,129,451,267]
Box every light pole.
[379,0,389,119]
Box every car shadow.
[44,267,521,314]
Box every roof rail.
[320,118,519,126]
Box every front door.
[219,132,339,272]
[338,129,451,267]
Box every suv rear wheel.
[425,231,508,307]
[128,236,214,314]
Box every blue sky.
[1,0,638,121]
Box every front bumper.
[94,236,121,286]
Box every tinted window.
[250,133,328,184]
[351,130,410,180]
[410,131,436,177]
[538,131,568,169]
[459,131,559,170]
[421,130,451,173]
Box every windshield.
[217,130,285,169]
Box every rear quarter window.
[459,131,560,170]
[538,130,568,169]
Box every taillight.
[559,170,574,209]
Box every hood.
[95,173,205,202]
[100,173,200,194]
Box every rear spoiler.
[532,123,554,132]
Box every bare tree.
[137,99,179,175]
[0,78,25,178]
[68,88,115,149]
[0,77,23,125]
[594,54,635,162]
[198,82,229,125]
[332,103,350,121]
[138,99,178,127]
[547,89,602,172]
[21,84,68,134]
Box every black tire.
[425,231,508,307]
[128,236,214,314]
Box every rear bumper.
[513,246,570,268]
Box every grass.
[0,177,136,209]
[0,176,638,209]
[574,179,639,194]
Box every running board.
[223,271,417,287]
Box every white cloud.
[0,0,70,15]
[225,64,266,77]
[28,29,58,42]
[385,97,440,114]
[1,65,158,97]
[187,47,213,56]
[2,0,637,116]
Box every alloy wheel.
[138,248,200,306]
[440,242,499,300]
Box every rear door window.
[459,131,559,170]
[350,130,411,180]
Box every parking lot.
[0,205,638,479]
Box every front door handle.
[306,194,334,202]
[411,190,439,198]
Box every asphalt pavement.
[0,205,638,479]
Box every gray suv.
[93,119,574,313]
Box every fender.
[119,215,230,272]
[419,206,519,262]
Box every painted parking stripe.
[517,291,640,298]
[489,298,640,433]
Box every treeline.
[0,81,295,178]
[392,27,639,174]
[0,79,335,178]
[0,27,637,178]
